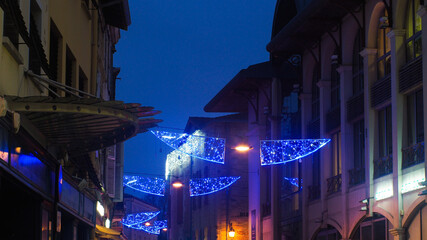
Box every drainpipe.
[90,1,98,95]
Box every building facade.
[168,114,249,240]
[0,0,160,239]
[206,0,427,239]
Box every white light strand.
[123,175,166,196]
[189,176,240,196]
[124,220,167,235]
[152,130,225,164]
[165,150,190,179]
[260,139,330,165]
[122,211,160,226]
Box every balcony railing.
[349,168,365,186]
[402,142,425,169]
[308,185,320,201]
[374,154,393,178]
[327,174,342,194]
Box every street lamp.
[172,180,183,188]
[232,145,253,152]
[228,222,235,238]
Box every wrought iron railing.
[373,154,393,178]
[327,174,342,194]
[308,185,320,201]
[402,142,425,169]
[349,168,365,186]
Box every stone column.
[360,48,377,214]
[418,5,427,185]
[300,92,312,240]
[388,29,406,229]
[318,79,331,223]
[389,227,406,240]
[337,65,353,238]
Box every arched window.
[352,29,364,94]
[406,0,422,61]
[377,9,391,79]
[312,64,320,119]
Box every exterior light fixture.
[172,180,183,188]
[162,228,168,232]
[359,198,370,212]
[105,219,111,228]
[233,145,252,152]
[418,181,427,196]
[96,201,105,217]
[145,222,151,226]
[228,222,235,238]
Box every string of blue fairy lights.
[122,211,160,226]
[123,175,166,196]
[124,220,168,235]
[260,139,330,165]
[189,176,241,196]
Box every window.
[312,64,320,119]
[2,2,19,49]
[65,47,76,97]
[406,0,422,61]
[353,120,365,169]
[79,68,88,96]
[378,106,392,158]
[377,9,391,79]
[331,131,342,176]
[353,29,364,94]
[407,90,424,146]
[331,49,340,108]
[29,0,43,74]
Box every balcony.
[402,142,425,169]
[371,75,391,108]
[327,174,342,194]
[346,92,364,121]
[308,185,320,201]
[374,155,393,178]
[349,168,365,186]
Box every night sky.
[115,0,275,177]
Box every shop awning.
[95,225,125,240]
[5,96,161,155]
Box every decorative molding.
[387,29,406,39]
[359,48,377,58]
[389,228,405,237]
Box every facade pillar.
[270,77,281,240]
[300,92,312,240]
[0,8,3,81]
[418,5,427,184]
[317,79,331,224]
[360,48,377,214]
[337,65,353,238]
[388,29,406,229]
[389,227,406,240]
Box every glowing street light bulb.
[145,222,151,226]
[172,180,183,188]
[228,223,235,238]
[234,145,252,152]
[162,228,168,232]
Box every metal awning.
[267,0,363,55]
[5,96,161,155]
[95,225,125,240]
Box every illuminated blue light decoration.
[122,211,160,227]
[151,130,225,164]
[165,150,190,179]
[190,176,240,196]
[124,220,168,235]
[260,139,331,165]
[123,175,166,196]
[283,177,302,188]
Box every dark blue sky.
[115,0,276,176]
